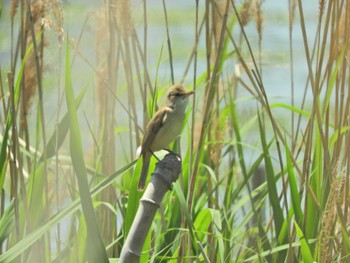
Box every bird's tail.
[138,152,151,191]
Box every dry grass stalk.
[339,2,350,56]
[238,0,264,31]
[93,2,123,256]
[41,0,64,43]
[210,111,226,167]
[319,0,326,17]
[255,0,263,46]
[212,0,231,49]
[113,0,133,39]
[240,0,253,27]
[289,0,297,28]
[22,0,45,118]
[319,167,345,263]
[10,0,19,18]
[21,0,63,115]
[94,9,109,123]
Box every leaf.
[64,39,108,262]
[295,221,313,262]
[0,119,10,191]
[270,102,310,118]
[193,208,212,241]
[39,86,87,162]
[27,162,45,228]
[285,142,303,225]
[258,113,284,235]
[306,126,322,240]
[0,159,136,262]
[124,158,144,236]
[0,38,37,191]
[340,224,350,257]
[0,200,14,243]
[243,238,317,262]
[229,96,272,260]
[173,182,197,254]
[322,45,347,116]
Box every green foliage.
[295,221,313,262]
[258,113,284,236]
[64,40,109,262]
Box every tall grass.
[0,0,349,262]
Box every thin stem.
[189,0,199,199]
[288,0,296,151]
[188,0,230,212]
[25,0,49,229]
[143,0,148,128]
[162,0,175,85]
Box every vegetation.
[0,0,349,262]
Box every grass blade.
[294,221,313,262]
[173,182,197,254]
[285,142,303,225]
[0,159,136,263]
[258,113,284,235]
[39,86,87,162]
[64,39,108,262]
[0,38,36,190]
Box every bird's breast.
[150,111,185,151]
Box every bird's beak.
[183,90,195,97]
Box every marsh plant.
[0,0,349,262]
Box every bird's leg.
[163,148,181,158]
[150,150,161,161]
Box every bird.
[138,83,195,190]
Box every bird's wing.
[141,107,170,154]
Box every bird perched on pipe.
[138,83,195,190]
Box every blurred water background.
[0,0,322,169]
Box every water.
[0,0,320,126]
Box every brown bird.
[138,84,195,190]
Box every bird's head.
[166,84,195,111]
